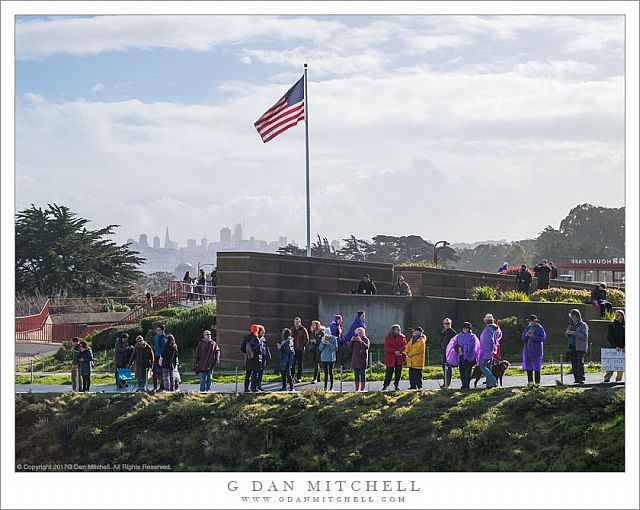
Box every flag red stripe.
[259,106,305,140]
[254,99,288,126]
[255,103,304,133]
[262,113,305,143]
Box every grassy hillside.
[15,386,623,472]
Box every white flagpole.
[304,63,311,257]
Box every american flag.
[254,76,305,143]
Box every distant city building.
[153,236,161,249]
[279,236,288,248]
[174,262,195,279]
[220,227,231,244]
[139,233,149,249]
[187,239,197,249]
[200,237,208,250]
[233,224,244,245]
[164,226,171,249]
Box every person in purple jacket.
[453,322,480,389]
[478,314,500,389]
[350,327,370,392]
[522,314,547,385]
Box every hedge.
[83,325,144,352]
[144,304,216,353]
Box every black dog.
[472,360,511,387]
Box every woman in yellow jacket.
[406,327,426,389]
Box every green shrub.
[112,304,131,312]
[140,315,167,335]
[499,290,529,302]
[530,288,589,304]
[471,286,497,300]
[606,289,625,307]
[496,316,527,345]
[53,341,73,362]
[84,325,143,352]
[144,304,216,353]
[154,307,183,317]
[98,298,130,313]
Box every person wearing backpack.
[277,328,295,391]
[241,324,262,393]
[193,330,220,392]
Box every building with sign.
[555,257,625,287]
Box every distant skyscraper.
[164,226,171,249]
[187,239,197,249]
[200,237,208,250]
[233,223,243,245]
[153,236,160,249]
[279,236,288,248]
[220,227,231,244]
[139,234,149,249]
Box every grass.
[15,386,624,471]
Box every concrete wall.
[216,252,393,352]
[395,266,599,299]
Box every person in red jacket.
[382,324,407,391]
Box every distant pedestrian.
[498,262,509,273]
[350,327,370,391]
[318,327,338,391]
[533,260,552,290]
[77,341,95,392]
[70,336,81,392]
[549,261,558,280]
[382,324,407,391]
[210,268,217,296]
[406,327,426,390]
[604,310,625,383]
[196,269,206,303]
[194,330,220,392]
[145,292,153,308]
[291,317,309,382]
[329,314,343,341]
[241,324,262,392]
[183,271,195,302]
[357,274,377,295]
[339,311,365,367]
[308,321,323,383]
[114,333,132,389]
[566,309,589,385]
[439,319,457,389]
[393,276,412,296]
[152,325,167,392]
[160,334,179,391]
[516,264,533,294]
[277,328,295,391]
[522,315,546,385]
[451,322,480,389]
[478,314,500,389]
[589,283,613,318]
[129,335,154,392]
[256,325,271,392]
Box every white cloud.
[91,83,106,93]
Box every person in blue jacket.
[318,327,338,391]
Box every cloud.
[91,83,106,93]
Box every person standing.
[392,276,412,296]
[256,325,271,392]
[318,327,338,391]
[533,260,552,290]
[350,327,370,391]
[277,328,295,391]
[566,309,589,384]
[70,336,81,392]
[339,311,365,367]
[152,325,167,392]
[114,333,132,389]
[291,317,309,383]
[356,274,377,295]
[452,322,480,389]
[522,315,546,385]
[590,283,613,318]
[549,261,558,280]
[604,310,625,383]
[406,327,426,390]
[329,314,343,340]
[382,324,407,391]
[194,330,220,392]
[308,321,324,383]
[515,265,533,295]
[183,271,195,302]
[77,341,95,392]
[129,335,154,392]
[241,324,262,392]
[196,269,206,303]
[478,314,500,389]
[439,319,457,389]
[160,334,179,392]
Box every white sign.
[601,348,625,371]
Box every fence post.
[368,352,373,391]
[426,346,430,366]
[235,367,238,395]
[340,365,343,393]
[560,357,564,384]
[30,359,33,384]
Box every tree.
[135,271,175,294]
[338,235,370,261]
[277,244,306,256]
[312,235,338,258]
[15,204,144,297]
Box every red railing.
[15,300,50,332]
[49,296,141,314]
[15,323,115,343]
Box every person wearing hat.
[516,264,533,295]
[382,324,407,391]
[406,327,426,390]
[522,315,547,385]
[241,324,263,392]
[452,322,480,389]
[478,314,502,389]
[318,327,338,391]
[439,318,457,389]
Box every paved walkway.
[15,371,618,394]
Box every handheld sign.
[601,348,625,372]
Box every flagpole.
[304,63,311,258]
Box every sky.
[14,14,625,246]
